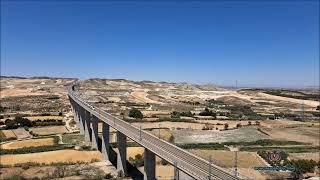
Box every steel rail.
[68,88,242,180]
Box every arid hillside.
[1,76,319,180]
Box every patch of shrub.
[168,135,175,143]
[178,143,227,150]
[284,159,319,175]
[199,108,216,118]
[171,111,194,119]
[129,154,144,167]
[128,108,143,119]
[160,159,169,165]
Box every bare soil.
[30,126,68,136]
[0,150,102,165]
[1,138,55,149]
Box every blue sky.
[1,1,319,87]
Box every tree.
[171,111,180,119]
[169,135,175,143]
[317,105,320,111]
[199,108,216,118]
[248,121,252,126]
[236,123,242,128]
[14,116,32,127]
[5,119,18,129]
[224,123,229,130]
[128,108,143,119]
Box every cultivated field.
[0,130,16,138]
[132,121,204,130]
[150,128,173,141]
[12,128,30,139]
[289,152,320,160]
[1,138,55,149]
[30,126,68,136]
[24,116,64,121]
[189,149,266,168]
[262,126,320,146]
[0,150,102,165]
[174,127,269,144]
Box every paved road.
[68,89,241,180]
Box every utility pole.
[158,124,161,138]
[174,161,179,180]
[301,101,305,121]
[208,155,212,180]
[236,80,238,89]
[234,150,238,178]
[140,125,142,141]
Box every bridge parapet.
[68,87,242,180]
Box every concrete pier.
[84,110,91,142]
[174,167,194,180]
[117,131,127,176]
[102,122,110,161]
[91,115,99,149]
[79,108,85,135]
[144,148,156,180]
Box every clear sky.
[1,0,319,88]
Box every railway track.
[68,89,241,180]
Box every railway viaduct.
[68,88,241,180]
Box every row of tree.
[0,116,65,129]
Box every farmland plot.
[174,126,269,144]
[12,128,30,139]
[1,138,55,149]
[0,150,102,165]
[30,126,68,135]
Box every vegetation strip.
[240,146,320,153]
[0,145,69,155]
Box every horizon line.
[1,74,319,90]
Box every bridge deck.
[68,89,240,180]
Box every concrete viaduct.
[68,88,241,180]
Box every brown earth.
[0,150,102,165]
[1,138,55,149]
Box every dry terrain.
[189,149,266,168]
[1,138,55,149]
[289,153,320,160]
[0,150,102,165]
[189,150,271,179]
[0,77,319,179]
[174,126,269,144]
[132,121,204,130]
[0,161,117,180]
[25,116,64,121]
[0,130,16,138]
[30,126,68,136]
[12,128,31,139]
[261,126,320,146]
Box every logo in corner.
[268,151,281,162]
